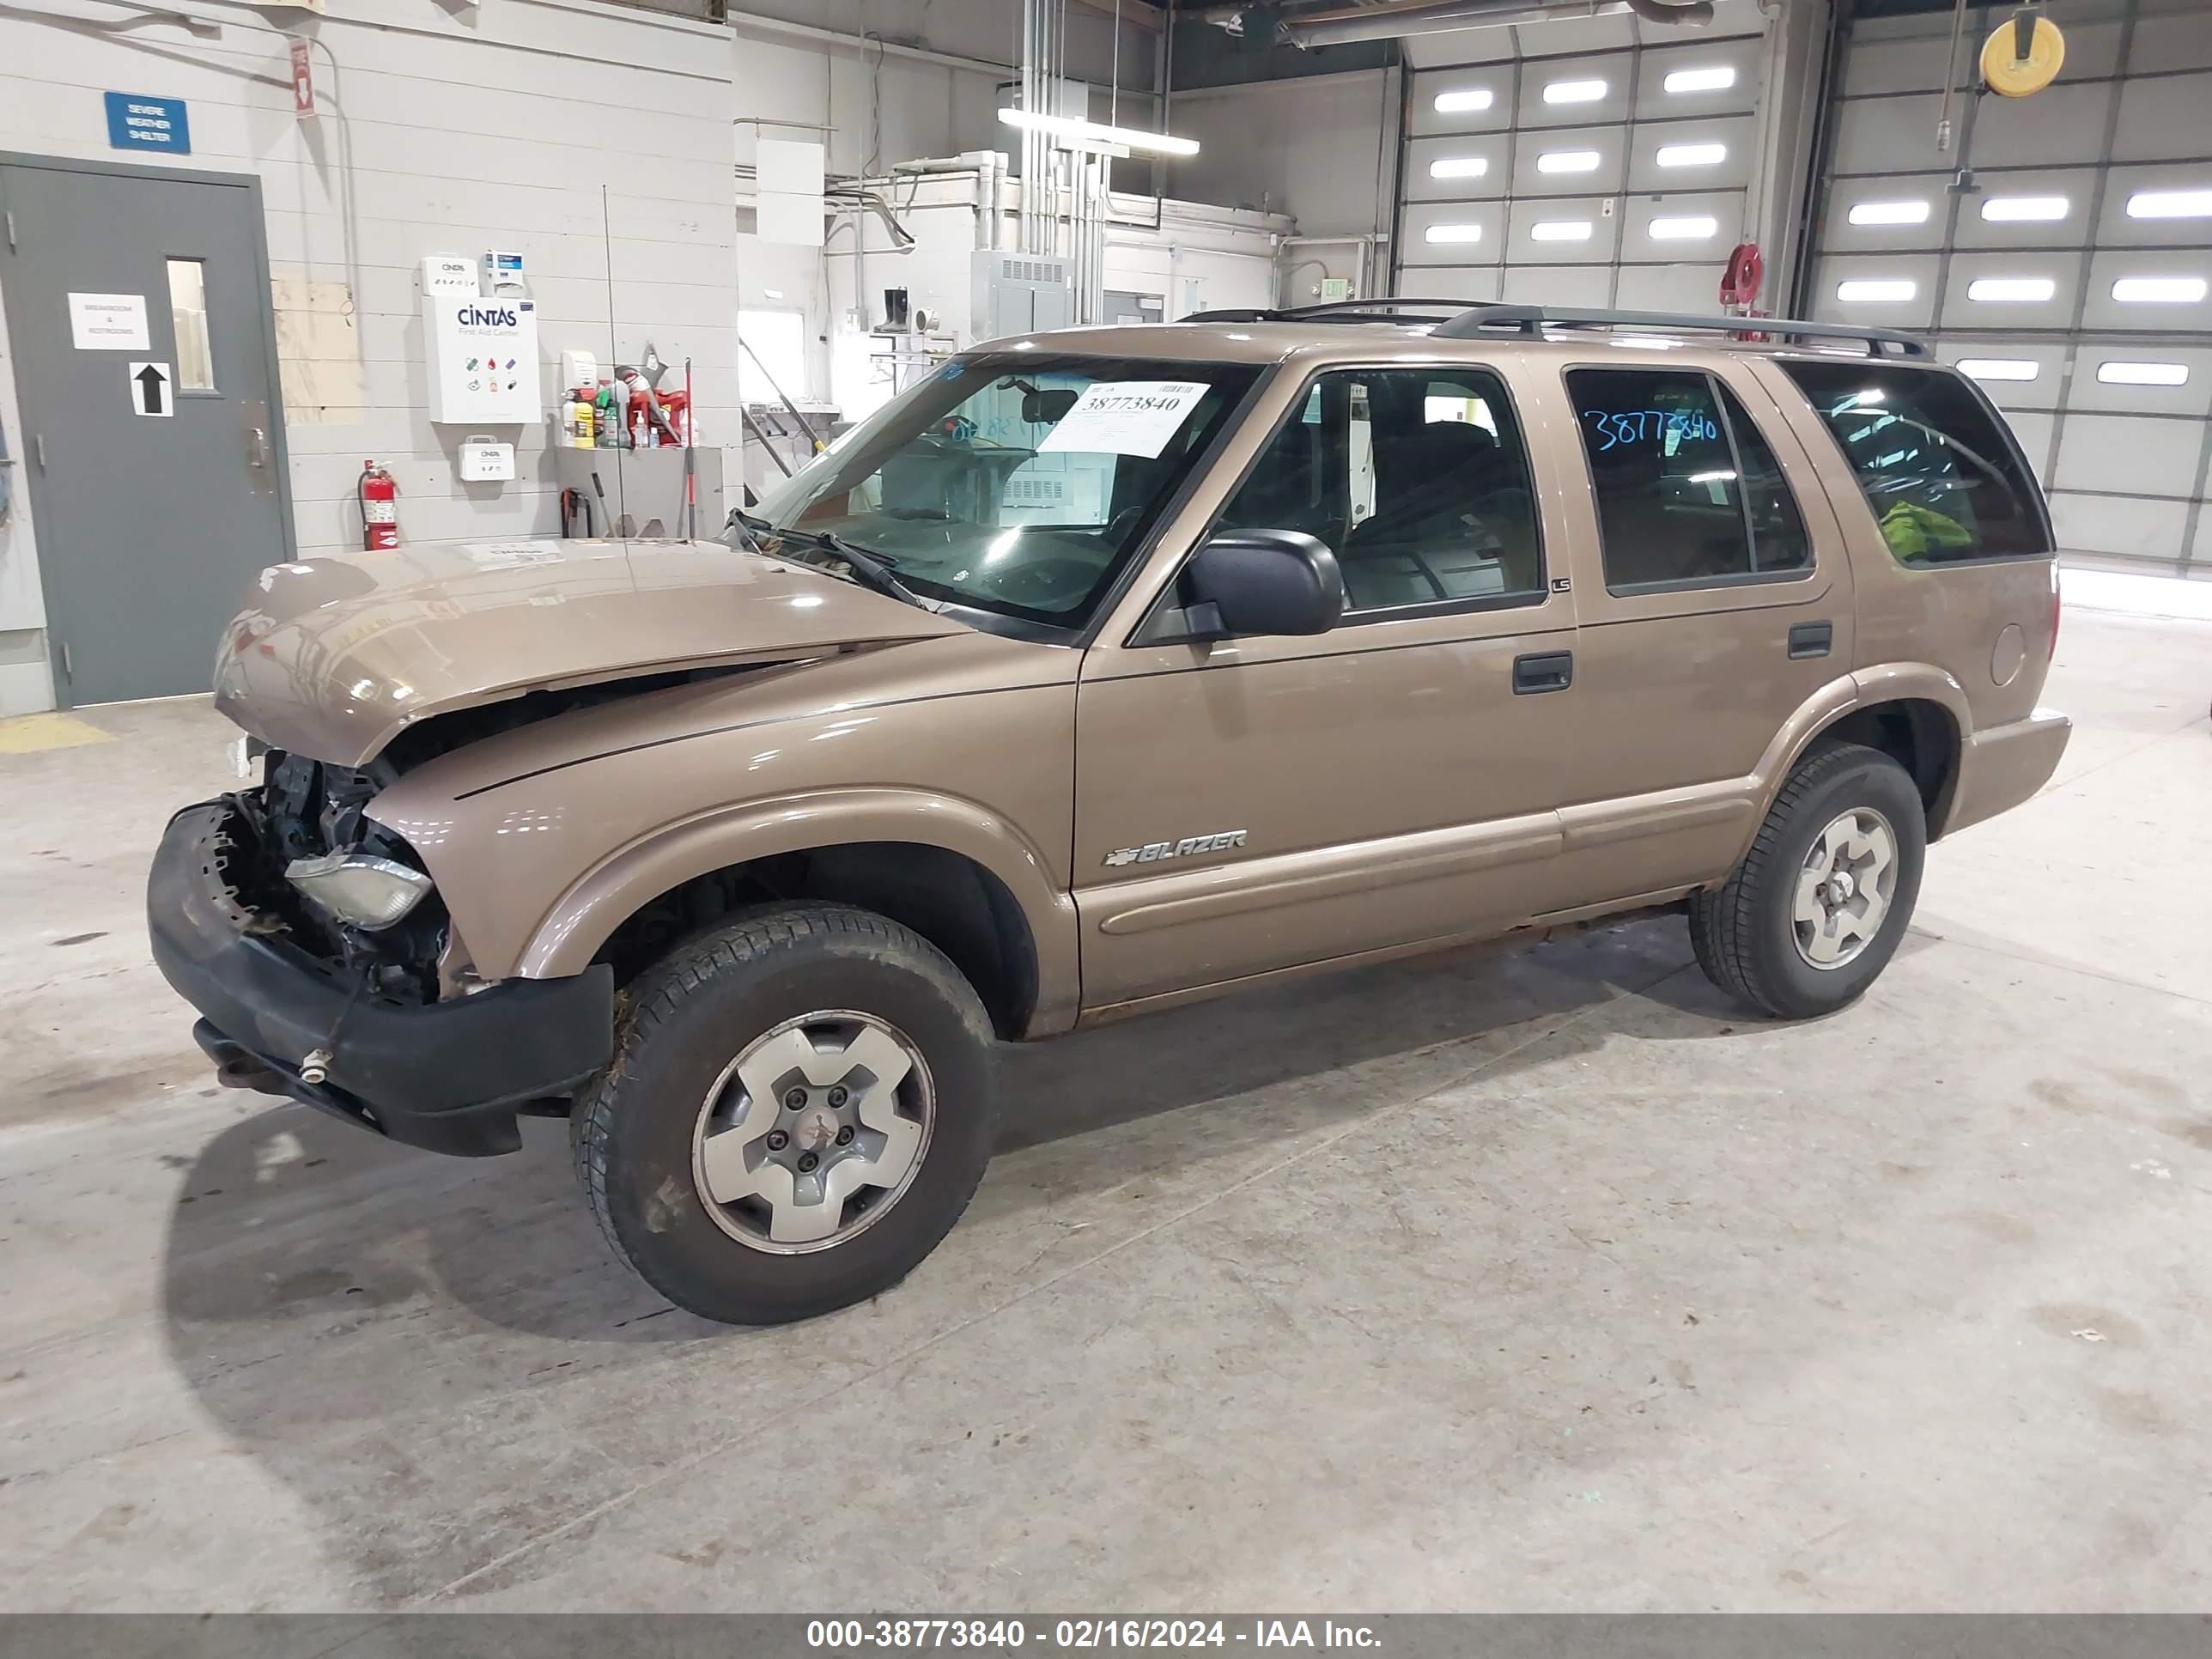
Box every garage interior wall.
[1396,0,1780,313]
[0,0,1160,717]
[731,3,1154,410]
[0,0,742,716]
[1808,0,2212,570]
[1173,67,1403,306]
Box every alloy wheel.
[690,1012,933,1253]
[1790,807,1899,970]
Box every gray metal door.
[0,157,291,706]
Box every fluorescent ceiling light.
[1649,216,1719,240]
[1531,220,1594,242]
[1434,88,1495,113]
[2112,276,2208,303]
[1429,155,1490,179]
[2127,188,2212,220]
[1664,65,1737,94]
[1656,143,1728,168]
[1956,358,2040,382]
[1966,276,2057,302]
[1425,222,1484,244]
[1837,278,1917,302]
[1537,149,1601,174]
[996,106,1198,156]
[2097,361,2190,386]
[1543,78,1608,105]
[1850,200,1931,226]
[1980,195,2069,222]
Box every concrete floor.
[2,605,2208,1613]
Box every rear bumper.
[147,799,613,1157]
[1944,706,2072,836]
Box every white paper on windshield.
[1036,380,1210,459]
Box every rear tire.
[571,903,998,1325]
[1689,743,1926,1019]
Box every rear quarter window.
[1782,362,2052,565]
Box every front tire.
[1689,743,1926,1019]
[571,903,999,1324]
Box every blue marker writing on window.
[1583,408,1719,452]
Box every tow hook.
[214,1052,286,1096]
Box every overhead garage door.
[1397,3,1772,314]
[1804,0,2212,570]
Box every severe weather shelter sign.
[104,93,191,155]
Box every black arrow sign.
[135,362,168,415]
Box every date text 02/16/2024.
[806,1620,1382,1650]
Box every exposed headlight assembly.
[284,851,433,931]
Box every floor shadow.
[160,917,1728,1349]
[161,1102,695,1340]
[150,914,1775,1603]
[994,917,1709,1153]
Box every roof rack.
[1434,302,1930,358]
[1185,296,1929,359]
[1182,297,1472,325]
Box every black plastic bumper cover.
[147,799,614,1157]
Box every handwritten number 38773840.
[1582,408,1719,452]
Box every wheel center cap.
[1829,868,1856,904]
[793,1105,841,1153]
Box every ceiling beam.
[1066,0,1164,29]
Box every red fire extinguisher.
[358,459,399,550]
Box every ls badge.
[1104,830,1248,867]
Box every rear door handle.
[1788,621,1833,659]
[1512,650,1574,695]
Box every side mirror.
[1152,529,1344,642]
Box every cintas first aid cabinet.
[420,256,541,424]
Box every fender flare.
[515,786,1081,1033]
[1728,663,1972,863]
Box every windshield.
[749,353,1263,630]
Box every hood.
[213,538,966,766]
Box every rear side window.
[1782,362,2051,565]
[1568,368,1813,592]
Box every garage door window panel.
[1216,367,1545,620]
[1569,367,1813,593]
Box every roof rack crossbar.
[1431,302,1931,359]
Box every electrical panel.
[970,252,1073,343]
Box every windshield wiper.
[733,514,940,612]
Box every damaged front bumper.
[147,799,613,1157]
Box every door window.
[1568,367,1814,592]
[1781,361,2051,564]
[166,258,214,391]
[1218,366,1545,616]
